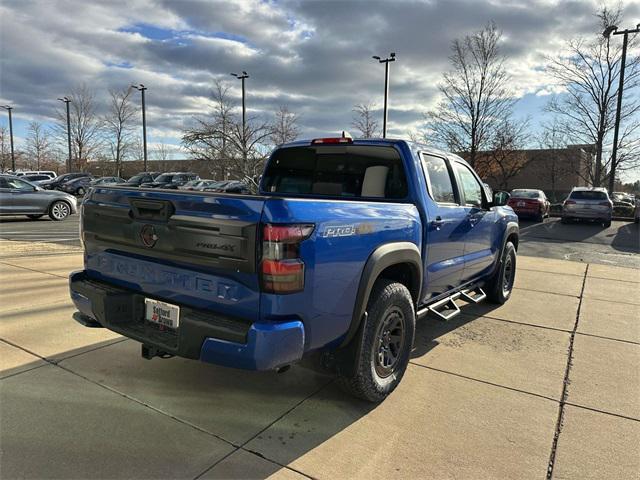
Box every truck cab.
[69,137,518,402]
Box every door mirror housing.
[493,191,510,207]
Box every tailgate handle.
[129,199,175,221]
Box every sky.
[0,0,639,180]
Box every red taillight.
[311,137,353,144]
[260,223,314,294]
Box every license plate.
[517,201,525,207]
[145,298,180,329]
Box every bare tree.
[55,84,103,170]
[546,5,640,188]
[423,22,515,168]
[271,105,300,146]
[478,118,531,190]
[24,122,52,170]
[0,126,10,172]
[103,88,136,177]
[536,122,576,202]
[351,103,379,138]
[183,79,271,180]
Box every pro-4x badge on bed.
[140,224,158,248]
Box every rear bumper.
[562,208,611,220]
[69,270,305,371]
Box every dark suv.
[40,173,91,190]
[140,172,200,189]
[115,172,162,187]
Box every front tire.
[49,201,70,221]
[486,241,516,304]
[337,279,415,402]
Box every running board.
[460,287,486,304]
[416,286,487,322]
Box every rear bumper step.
[68,270,305,370]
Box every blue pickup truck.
[70,137,518,402]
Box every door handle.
[431,216,444,229]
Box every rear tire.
[337,279,415,402]
[49,201,70,221]
[485,241,516,304]
[27,214,44,220]
[77,187,85,196]
[535,210,544,222]
[603,220,611,228]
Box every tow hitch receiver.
[141,344,173,360]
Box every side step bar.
[416,287,486,321]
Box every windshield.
[155,174,174,182]
[570,191,608,201]
[262,145,408,199]
[511,190,540,199]
[127,174,145,183]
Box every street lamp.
[131,84,148,172]
[230,71,249,147]
[1,105,15,172]
[603,23,640,193]
[372,52,396,138]
[57,97,72,172]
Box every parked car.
[40,173,91,190]
[140,172,200,189]
[115,172,162,187]
[507,189,550,222]
[91,176,125,186]
[0,175,77,221]
[635,198,640,223]
[21,174,54,185]
[202,180,250,194]
[15,170,57,179]
[60,176,95,196]
[69,137,518,402]
[562,187,613,227]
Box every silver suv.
[562,187,612,227]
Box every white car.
[562,187,613,228]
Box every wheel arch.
[339,242,422,348]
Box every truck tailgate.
[82,187,265,321]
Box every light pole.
[1,105,15,172]
[603,24,640,193]
[230,71,249,158]
[57,97,72,172]
[131,84,148,172]
[372,52,396,138]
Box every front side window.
[6,178,34,190]
[455,163,483,208]
[422,155,456,204]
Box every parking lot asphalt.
[1,234,639,479]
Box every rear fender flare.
[339,242,422,349]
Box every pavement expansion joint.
[409,363,560,404]
[545,264,588,479]
[192,378,334,480]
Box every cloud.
[0,0,634,151]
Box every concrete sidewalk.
[0,248,638,479]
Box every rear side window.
[262,146,408,199]
[570,190,607,200]
[422,155,456,204]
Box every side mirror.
[493,191,510,207]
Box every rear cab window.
[262,145,408,200]
[570,191,607,201]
